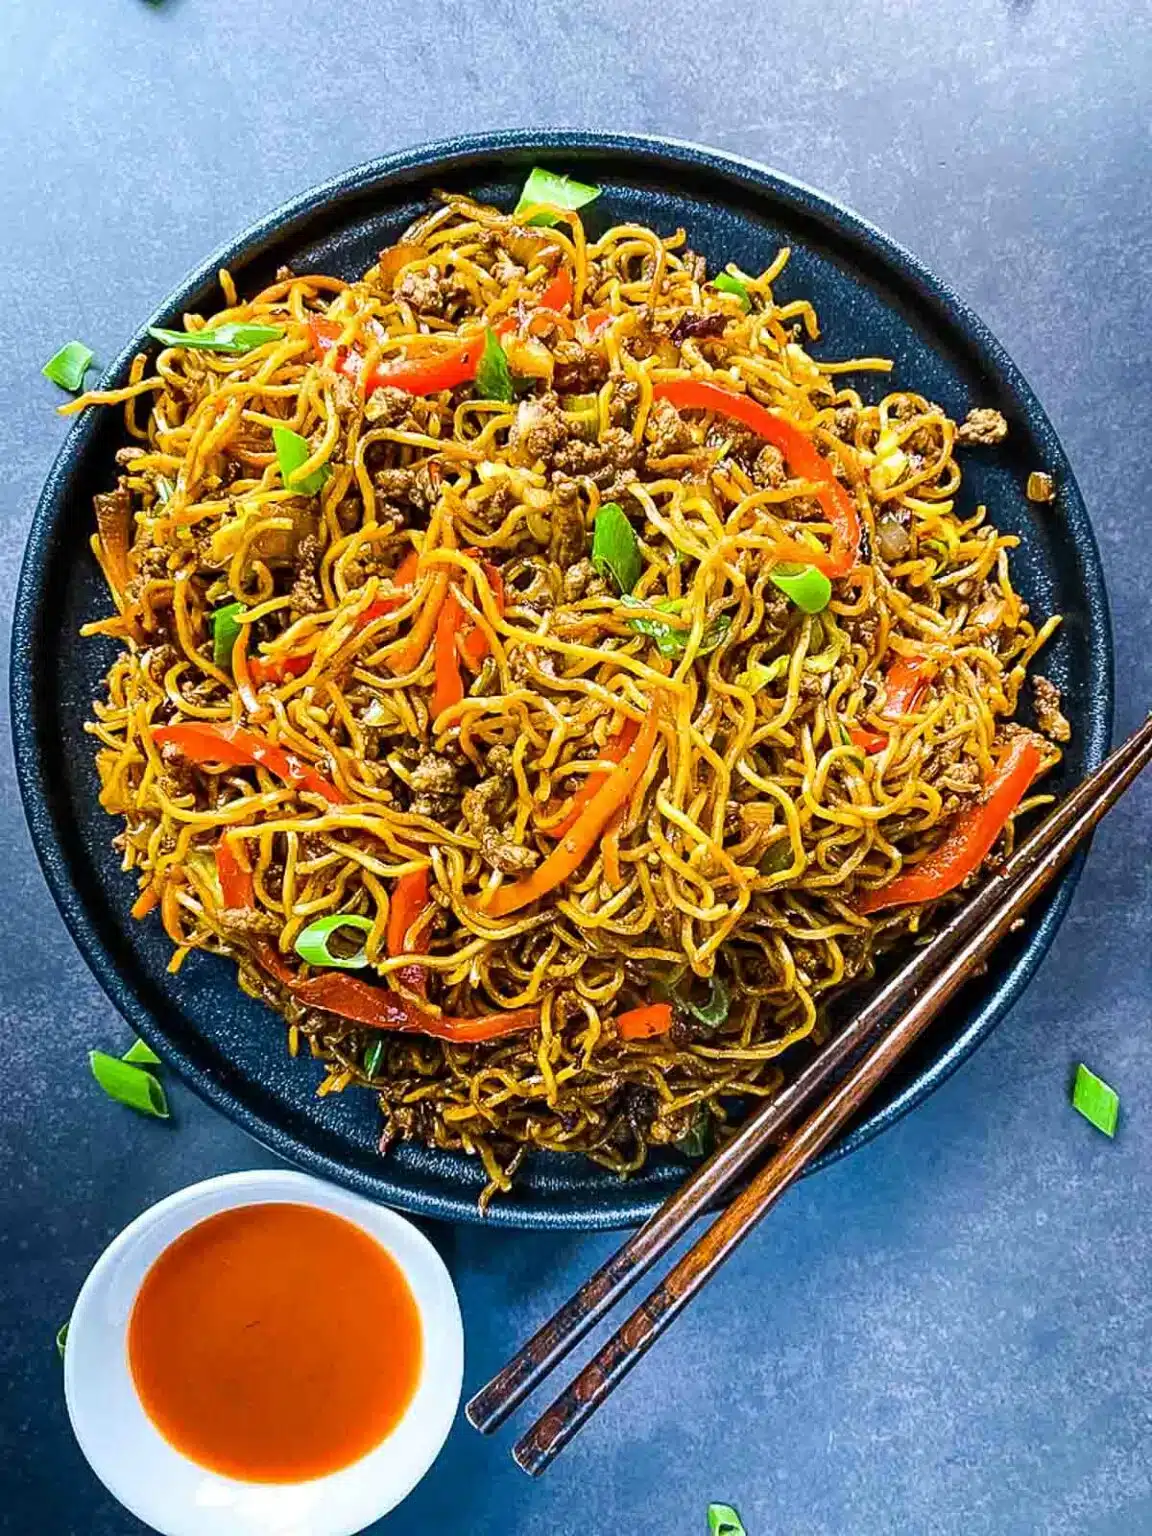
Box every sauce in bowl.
[127,1202,422,1482]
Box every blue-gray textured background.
[1,1,1150,1533]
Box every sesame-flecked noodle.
[74,180,1069,1206]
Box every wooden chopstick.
[467,714,1152,1445]
[510,715,1152,1473]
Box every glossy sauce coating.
[128,1202,422,1482]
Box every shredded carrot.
[545,720,641,839]
[483,710,659,918]
[386,525,454,676]
[616,1003,673,1039]
[131,885,160,919]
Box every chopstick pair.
[467,713,1152,1475]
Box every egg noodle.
[73,179,1064,1204]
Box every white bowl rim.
[64,1169,464,1536]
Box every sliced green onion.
[592,502,642,594]
[686,974,729,1028]
[713,273,751,310]
[474,327,514,403]
[148,322,283,353]
[155,476,174,504]
[89,1051,169,1119]
[363,1039,385,1078]
[122,1038,161,1066]
[211,601,246,668]
[514,168,602,227]
[1072,1063,1119,1137]
[561,392,600,439]
[708,1505,747,1536]
[737,654,790,691]
[676,1107,712,1159]
[56,1322,69,1360]
[623,597,730,658]
[294,913,375,969]
[42,341,94,392]
[769,562,832,614]
[759,839,796,876]
[273,425,331,496]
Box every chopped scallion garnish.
[89,1050,169,1119]
[514,167,602,227]
[737,654,790,691]
[147,322,283,353]
[211,601,246,668]
[474,327,514,403]
[42,341,94,392]
[273,425,331,496]
[769,562,831,614]
[294,913,374,969]
[363,1039,385,1078]
[592,502,642,594]
[713,274,751,310]
[676,1107,712,1159]
[686,974,730,1028]
[1072,1063,1119,1137]
[623,597,730,658]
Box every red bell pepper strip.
[483,710,658,918]
[215,833,255,909]
[849,726,890,755]
[580,308,613,337]
[387,868,430,997]
[432,591,466,720]
[849,657,938,755]
[310,316,484,397]
[456,561,505,670]
[290,971,541,1043]
[616,1002,674,1040]
[250,551,423,686]
[857,735,1043,914]
[544,720,641,839]
[652,378,860,577]
[883,656,936,717]
[152,722,345,804]
[538,268,573,312]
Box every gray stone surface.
[1,0,1150,1532]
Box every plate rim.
[10,129,1114,1228]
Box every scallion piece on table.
[56,1322,69,1360]
[592,502,642,594]
[42,341,94,392]
[514,167,602,227]
[294,913,375,969]
[147,322,283,353]
[769,562,832,613]
[122,1038,161,1067]
[713,273,751,310]
[211,601,246,668]
[708,1505,747,1536]
[1072,1063,1119,1137]
[89,1050,169,1119]
[272,425,331,496]
[474,327,514,403]
[363,1039,385,1078]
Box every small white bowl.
[65,1169,463,1536]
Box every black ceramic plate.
[12,132,1112,1228]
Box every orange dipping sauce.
[127,1202,423,1482]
